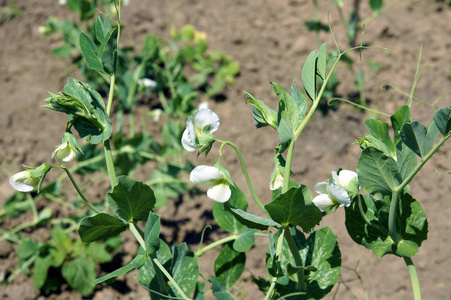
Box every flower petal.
[194,109,220,134]
[52,142,76,163]
[326,184,351,207]
[314,182,328,195]
[335,170,358,188]
[190,165,224,185]
[9,170,39,192]
[207,183,231,203]
[312,194,335,212]
[181,128,196,152]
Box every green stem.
[219,140,270,217]
[404,257,422,300]
[282,140,296,193]
[389,133,450,243]
[129,222,146,250]
[195,235,237,257]
[152,258,191,300]
[283,227,305,291]
[264,278,278,300]
[63,167,101,214]
[26,193,38,220]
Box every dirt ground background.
[1,0,451,299]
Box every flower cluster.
[182,108,234,203]
[312,170,358,212]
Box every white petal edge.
[312,194,335,212]
[326,184,351,207]
[207,183,231,203]
[181,128,196,152]
[314,182,328,195]
[9,171,38,192]
[337,170,358,188]
[194,109,220,133]
[190,165,223,185]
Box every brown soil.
[1,0,451,299]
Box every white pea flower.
[9,170,40,192]
[269,167,284,190]
[312,182,351,212]
[137,78,157,89]
[198,101,209,110]
[52,142,77,164]
[190,165,231,203]
[181,109,220,152]
[58,0,66,5]
[332,169,358,189]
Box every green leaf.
[139,241,172,296]
[233,228,257,252]
[213,186,248,234]
[170,244,199,297]
[400,120,439,158]
[244,92,278,129]
[98,27,116,74]
[273,81,305,144]
[370,0,383,12]
[95,15,112,43]
[144,212,161,255]
[85,243,113,263]
[396,193,428,257]
[79,32,105,74]
[433,106,451,136]
[33,250,53,289]
[78,213,127,243]
[224,202,281,230]
[390,105,411,145]
[357,147,402,195]
[62,258,96,296]
[317,43,327,80]
[345,195,394,258]
[193,281,205,300]
[211,277,237,300]
[214,243,245,288]
[93,254,147,285]
[365,119,395,157]
[268,227,341,299]
[345,193,428,257]
[302,51,317,101]
[265,185,322,232]
[396,142,417,181]
[107,176,156,223]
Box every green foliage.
[345,194,428,258]
[106,176,156,223]
[214,243,246,289]
[267,227,341,299]
[17,226,121,296]
[265,185,322,232]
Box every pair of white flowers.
[10,134,80,193]
[181,108,233,203]
[312,170,358,212]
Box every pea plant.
[2,0,240,295]
[7,1,451,299]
